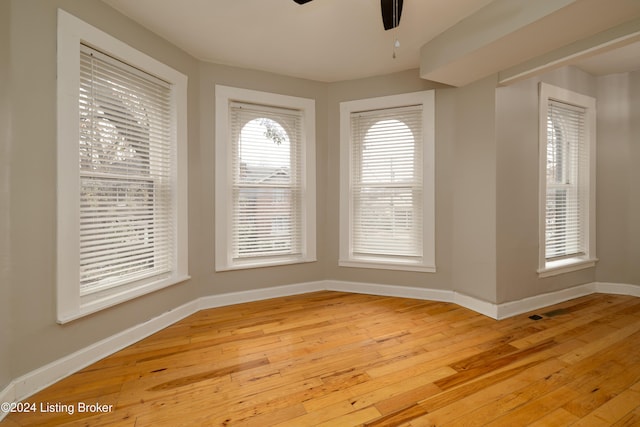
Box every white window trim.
[57,10,189,323]
[537,82,597,278]
[215,85,316,271]
[339,91,435,272]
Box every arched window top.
[365,119,414,141]
[239,118,291,168]
[216,85,316,270]
[359,118,417,184]
[339,90,434,271]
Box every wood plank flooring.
[3,291,640,426]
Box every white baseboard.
[326,279,454,303]
[325,279,500,319]
[0,280,325,418]
[197,281,325,310]
[493,282,640,320]
[495,283,597,320]
[454,292,499,319]
[0,380,15,416]
[323,280,612,320]
[596,282,640,297]
[2,279,638,421]
[2,299,198,414]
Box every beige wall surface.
[596,71,640,285]
[495,65,640,304]
[450,75,498,302]
[195,62,328,297]
[6,0,202,379]
[324,72,504,304]
[1,0,13,392]
[495,67,598,304]
[4,0,331,381]
[626,71,640,285]
[324,71,455,291]
[4,0,640,394]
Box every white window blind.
[545,100,587,260]
[229,102,303,261]
[350,105,423,260]
[78,45,174,295]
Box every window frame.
[537,82,597,277]
[214,85,316,271]
[339,91,435,272]
[57,10,189,323]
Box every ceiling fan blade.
[293,0,314,4]
[381,0,403,30]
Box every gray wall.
[451,76,498,302]
[6,0,201,380]
[324,71,454,291]
[495,66,598,304]
[495,66,640,303]
[596,71,640,285]
[4,0,639,394]
[1,0,13,393]
[4,0,330,382]
[195,62,328,296]
[324,73,502,303]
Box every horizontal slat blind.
[545,100,587,260]
[79,45,174,295]
[351,105,423,258]
[230,103,303,260]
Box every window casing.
[57,10,189,323]
[215,86,316,270]
[538,83,596,277]
[339,91,435,272]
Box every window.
[339,91,435,272]
[215,86,316,270]
[57,10,189,323]
[538,83,596,277]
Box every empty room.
[1,0,640,425]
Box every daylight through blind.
[79,45,174,295]
[230,103,303,260]
[351,105,423,259]
[545,100,587,260]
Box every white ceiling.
[573,41,640,76]
[102,0,494,82]
[103,0,640,84]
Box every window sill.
[58,274,191,324]
[339,259,436,273]
[216,256,317,272]
[537,257,598,278]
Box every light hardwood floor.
[3,291,640,426]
